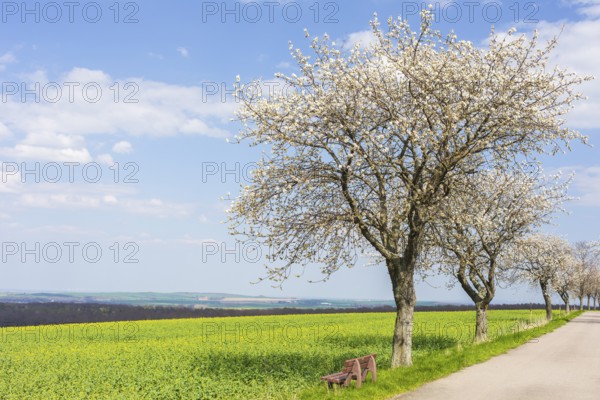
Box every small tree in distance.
[512,234,574,321]
[553,247,577,314]
[584,268,600,310]
[572,242,600,310]
[594,278,600,310]
[228,10,590,367]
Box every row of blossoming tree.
[511,238,600,318]
[228,10,594,367]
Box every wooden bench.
[320,354,376,389]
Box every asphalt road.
[393,312,600,400]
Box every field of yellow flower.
[0,310,547,399]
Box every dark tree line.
[0,302,557,327]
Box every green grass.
[299,310,583,400]
[0,309,581,399]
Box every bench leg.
[352,359,362,388]
[368,355,377,383]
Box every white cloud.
[64,67,112,84]
[180,118,230,137]
[0,144,92,163]
[569,0,600,18]
[8,183,193,218]
[96,153,114,165]
[0,67,236,165]
[343,30,377,51]
[19,192,103,208]
[112,141,133,154]
[529,18,600,129]
[0,164,194,218]
[0,132,92,162]
[23,224,99,236]
[147,52,164,60]
[0,52,16,71]
[567,165,600,206]
[0,122,12,140]
[22,132,86,148]
[0,64,235,220]
[115,197,194,218]
[0,164,22,194]
[137,234,217,247]
[484,5,600,129]
[177,47,189,57]
[103,195,118,204]
[17,69,48,83]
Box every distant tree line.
[0,302,562,328]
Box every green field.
[0,310,576,399]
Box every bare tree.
[435,170,567,341]
[229,11,589,367]
[512,234,573,320]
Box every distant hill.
[0,291,451,309]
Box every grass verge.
[297,310,583,400]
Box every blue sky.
[0,0,598,304]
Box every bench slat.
[342,354,377,371]
[321,372,348,380]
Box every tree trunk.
[540,280,553,321]
[595,297,598,311]
[579,296,584,311]
[454,260,495,344]
[388,257,416,368]
[475,302,488,343]
[587,295,591,311]
[559,292,570,314]
[391,297,414,367]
